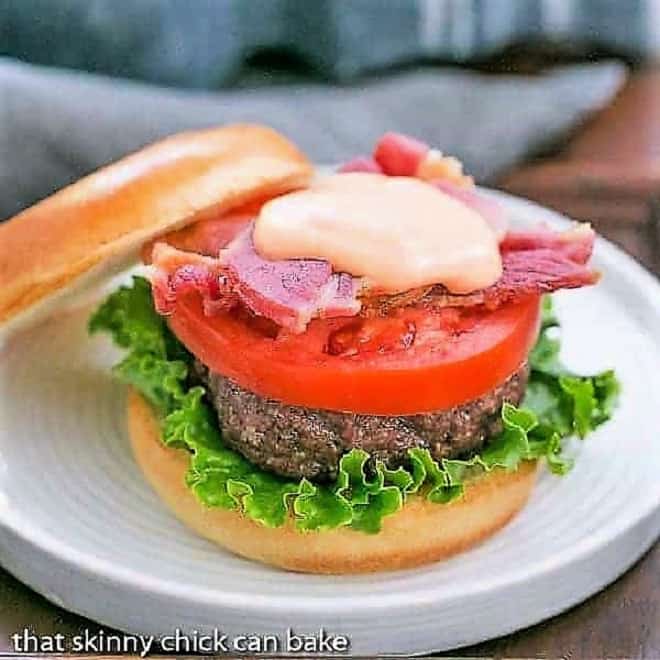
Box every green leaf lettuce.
[90,279,619,534]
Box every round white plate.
[0,191,659,655]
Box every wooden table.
[2,67,659,660]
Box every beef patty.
[194,360,529,482]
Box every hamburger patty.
[194,360,529,482]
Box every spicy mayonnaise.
[253,173,502,294]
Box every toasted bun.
[0,124,312,326]
[128,389,538,574]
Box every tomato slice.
[168,294,541,415]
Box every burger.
[0,124,618,573]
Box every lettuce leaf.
[525,297,620,438]
[293,480,353,532]
[89,276,169,358]
[90,280,619,534]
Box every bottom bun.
[128,389,538,574]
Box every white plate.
[0,191,659,655]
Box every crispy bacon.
[225,226,362,332]
[147,131,599,333]
[339,156,383,174]
[149,225,363,333]
[316,272,362,319]
[151,222,598,331]
[143,212,252,263]
[373,132,429,176]
[500,223,595,263]
[431,179,509,240]
[485,246,599,302]
[362,225,598,314]
[416,151,474,187]
[150,243,233,316]
[220,226,356,332]
[343,135,509,239]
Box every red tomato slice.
[168,294,541,415]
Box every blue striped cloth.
[0,0,655,88]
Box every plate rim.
[1,188,659,615]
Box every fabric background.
[0,0,655,87]
[0,58,625,221]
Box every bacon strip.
[362,224,598,314]
[342,134,508,239]
[373,132,429,176]
[500,223,595,263]
[339,156,383,174]
[151,222,598,331]
[487,246,599,303]
[150,226,363,333]
[431,180,508,240]
[148,132,599,333]
[220,226,361,333]
[150,243,233,316]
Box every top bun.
[0,124,312,326]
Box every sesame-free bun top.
[0,124,312,327]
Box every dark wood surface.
[2,67,660,659]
